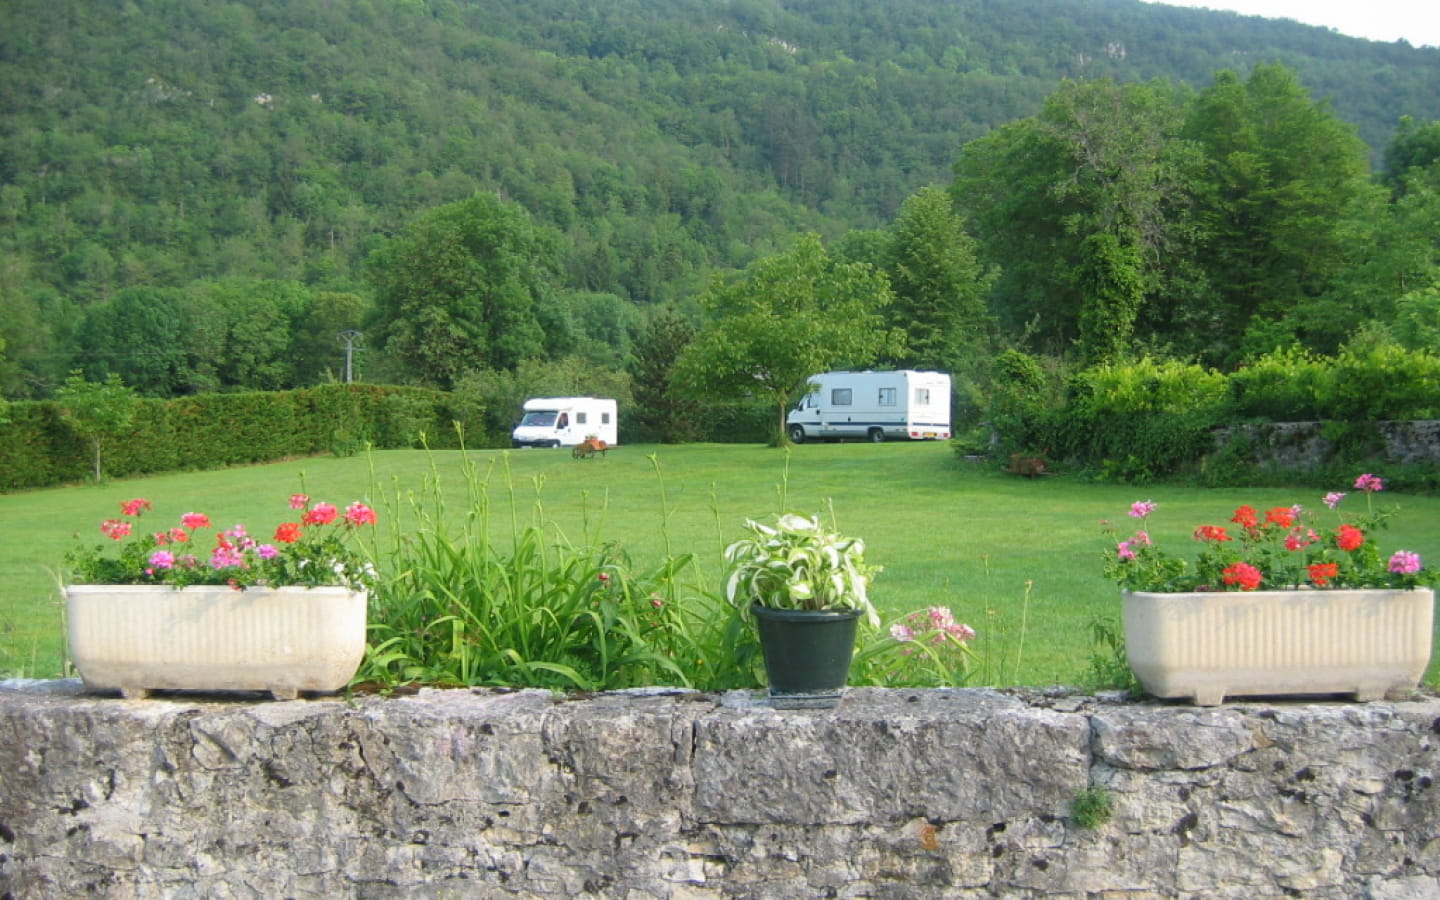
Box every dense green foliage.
[986,349,1440,483]
[674,234,901,444]
[3,0,1439,403]
[951,65,1435,365]
[0,384,456,491]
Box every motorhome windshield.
[519,411,558,427]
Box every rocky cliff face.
[1,681,1437,898]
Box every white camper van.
[786,370,951,443]
[511,397,619,448]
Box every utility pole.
[338,330,362,383]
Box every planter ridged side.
[1123,588,1435,706]
[66,584,368,700]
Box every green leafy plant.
[67,493,379,590]
[1104,473,1435,592]
[1081,616,1139,694]
[723,512,881,627]
[854,605,980,687]
[359,449,756,692]
[1070,786,1114,829]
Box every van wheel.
[788,424,806,444]
[867,428,885,443]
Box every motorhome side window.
[577,412,588,425]
[831,388,853,406]
[602,412,611,424]
[878,387,897,406]
[914,388,930,405]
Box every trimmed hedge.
[984,347,1440,483]
[0,385,465,493]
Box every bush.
[979,349,1060,457]
[1227,346,1327,421]
[1315,344,1440,422]
[0,384,455,493]
[1056,358,1226,481]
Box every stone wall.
[1,680,1438,899]
[1215,420,1440,471]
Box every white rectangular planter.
[66,585,368,700]
[1123,588,1435,706]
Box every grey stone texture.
[1,681,1438,898]
[1213,420,1440,470]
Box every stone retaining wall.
[2,681,1438,899]
[1215,420,1440,470]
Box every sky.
[1143,0,1440,48]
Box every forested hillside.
[1,0,1438,401]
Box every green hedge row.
[989,345,1440,483]
[0,384,470,493]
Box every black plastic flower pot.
[751,604,861,708]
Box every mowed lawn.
[3,441,1438,687]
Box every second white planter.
[66,584,368,700]
[1123,588,1435,706]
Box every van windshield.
[519,411,558,427]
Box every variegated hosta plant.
[723,513,880,628]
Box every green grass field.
[4,441,1438,687]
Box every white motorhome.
[511,397,619,448]
[786,370,951,443]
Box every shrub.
[979,349,1060,458]
[1314,343,1440,422]
[1072,357,1227,417]
[1057,358,1226,481]
[0,384,456,493]
[1227,346,1327,421]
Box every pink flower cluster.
[86,493,379,587]
[1106,472,1430,592]
[1389,551,1422,575]
[889,606,976,645]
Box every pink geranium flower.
[1389,551,1422,575]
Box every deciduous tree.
[674,234,902,445]
[57,371,138,483]
[1183,65,1373,357]
[952,78,1197,355]
[368,193,555,389]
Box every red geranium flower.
[1307,562,1339,586]
[1264,507,1295,528]
[1221,562,1263,591]
[1193,525,1231,543]
[274,522,304,544]
[120,498,152,517]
